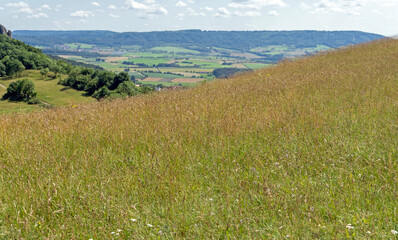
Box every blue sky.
[0,0,397,35]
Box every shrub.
[2,79,37,101]
[27,98,41,105]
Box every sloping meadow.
[0,39,397,239]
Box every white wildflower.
[209,198,213,201]
[346,224,354,230]
[117,229,122,232]
[366,231,371,234]
[131,218,137,222]
[147,224,153,228]
[391,230,398,235]
[111,232,115,235]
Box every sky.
[0,0,397,36]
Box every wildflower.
[131,218,137,222]
[346,224,354,230]
[117,229,122,232]
[147,224,153,228]
[111,232,115,235]
[209,198,213,201]
[366,231,371,234]
[392,230,398,235]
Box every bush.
[27,98,41,105]
[92,86,111,100]
[2,79,37,101]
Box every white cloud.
[124,0,168,17]
[204,7,214,11]
[176,1,187,7]
[313,0,362,15]
[228,0,286,9]
[16,8,34,14]
[55,4,62,11]
[268,10,279,16]
[300,2,310,9]
[187,7,206,16]
[108,5,117,10]
[39,4,51,10]
[124,0,150,10]
[234,10,261,16]
[215,7,231,18]
[177,13,185,20]
[0,7,4,10]
[28,13,49,18]
[5,2,29,8]
[234,10,261,17]
[92,2,100,7]
[70,10,94,18]
[109,14,120,18]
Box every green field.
[139,80,199,87]
[151,46,201,55]
[250,45,332,56]
[145,72,185,78]
[66,43,95,50]
[123,57,172,66]
[51,42,333,87]
[0,70,95,114]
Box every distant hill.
[13,30,384,51]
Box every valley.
[14,30,383,88]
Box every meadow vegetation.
[0,39,397,239]
[0,70,95,114]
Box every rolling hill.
[0,38,397,238]
[14,30,384,50]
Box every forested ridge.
[0,34,52,77]
[14,30,384,50]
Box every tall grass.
[1,39,397,239]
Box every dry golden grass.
[0,39,397,239]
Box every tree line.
[14,30,384,51]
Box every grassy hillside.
[0,70,95,114]
[0,39,397,239]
